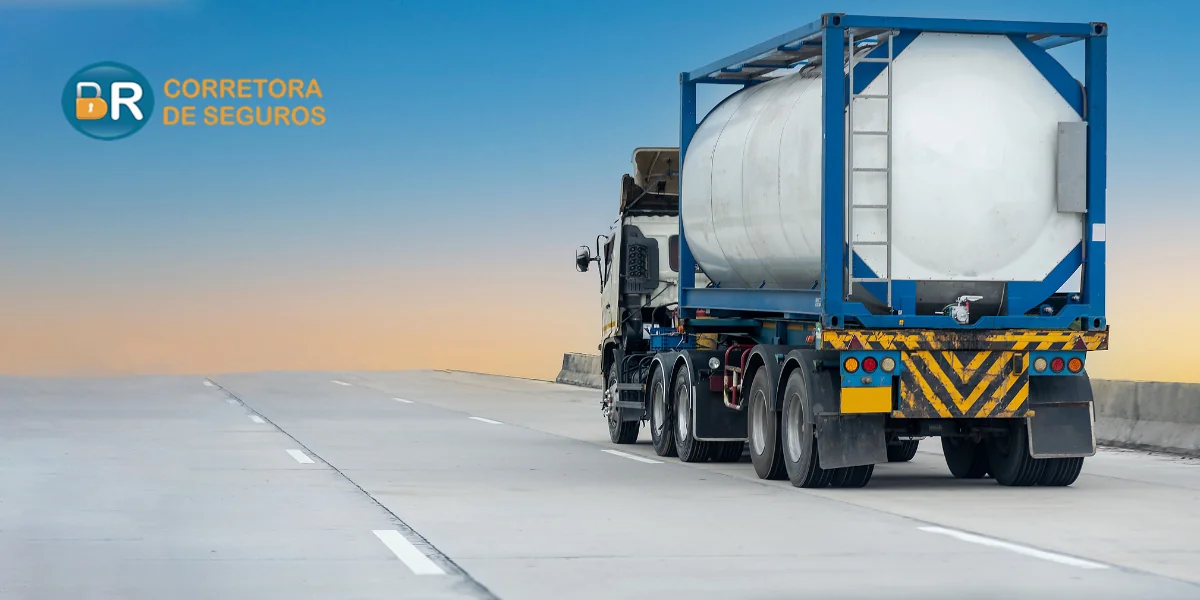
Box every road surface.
[2,370,1199,599]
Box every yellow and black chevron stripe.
[898,351,1030,419]
[823,329,1107,352]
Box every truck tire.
[780,369,833,488]
[673,364,713,463]
[606,369,640,444]
[828,464,874,488]
[648,367,676,457]
[712,441,746,463]
[1038,457,1084,487]
[986,422,1046,486]
[747,366,787,480]
[942,437,989,479]
[887,438,920,462]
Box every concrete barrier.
[556,353,603,389]
[1093,379,1200,456]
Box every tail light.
[844,357,859,373]
[1050,357,1065,373]
[1068,357,1084,373]
[862,356,878,373]
[881,357,896,372]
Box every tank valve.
[945,295,983,325]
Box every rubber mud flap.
[816,414,887,470]
[1028,403,1096,458]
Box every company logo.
[62,62,155,141]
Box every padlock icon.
[75,82,108,120]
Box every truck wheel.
[986,422,1046,486]
[606,369,640,444]
[747,366,786,480]
[828,464,874,488]
[780,369,832,488]
[1038,457,1084,487]
[648,367,676,457]
[887,438,920,462]
[941,437,989,479]
[673,365,712,463]
[711,441,746,463]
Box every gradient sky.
[0,0,1196,382]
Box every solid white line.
[203,380,214,387]
[331,380,352,386]
[286,449,315,464]
[602,449,662,464]
[249,415,265,424]
[468,416,503,425]
[918,526,1108,570]
[393,397,414,404]
[372,529,444,575]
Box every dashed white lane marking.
[203,380,214,387]
[286,449,315,464]
[373,529,445,575]
[602,449,663,464]
[918,526,1108,570]
[249,415,266,424]
[468,416,503,425]
[393,397,414,404]
[331,380,352,386]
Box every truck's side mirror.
[575,246,593,272]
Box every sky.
[0,0,1196,382]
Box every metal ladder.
[846,30,895,308]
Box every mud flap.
[816,414,888,469]
[1028,405,1096,458]
[679,350,747,441]
[1027,373,1097,458]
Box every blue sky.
[1,0,1192,266]
[0,0,1196,378]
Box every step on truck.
[574,13,1109,488]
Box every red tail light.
[862,357,878,373]
[1051,357,1065,373]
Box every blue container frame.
[677,13,1108,331]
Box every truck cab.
[575,148,705,440]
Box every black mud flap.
[682,350,747,441]
[816,414,888,469]
[1027,373,1097,458]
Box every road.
[2,370,1199,599]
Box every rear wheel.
[747,366,787,480]
[780,370,832,488]
[829,464,874,488]
[606,368,639,444]
[648,367,676,457]
[987,422,1046,486]
[673,365,712,463]
[1038,457,1085,487]
[887,437,920,463]
[942,437,990,479]
[711,441,746,463]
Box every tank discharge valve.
[944,295,984,325]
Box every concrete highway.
[2,370,1199,599]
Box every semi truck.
[575,14,1108,488]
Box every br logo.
[61,61,155,141]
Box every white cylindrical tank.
[681,32,1084,303]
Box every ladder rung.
[853,94,890,99]
[852,130,888,136]
[852,241,889,246]
[855,57,892,64]
[852,204,888,209]
[852,167,888,172]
